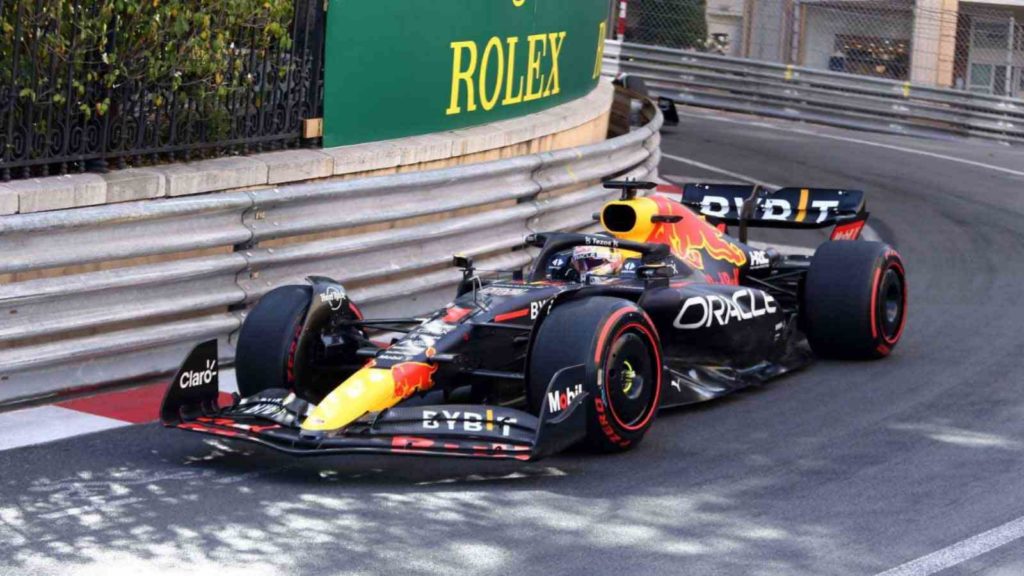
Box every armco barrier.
[604,41,1024,145]
[0,96,662,406]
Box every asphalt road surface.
[3,109,1024,576]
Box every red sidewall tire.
[529,297,663,453]
[873,251,907,356]
[804,241,908,360]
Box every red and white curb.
[0,370,238,452]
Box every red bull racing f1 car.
[162,180,907,460]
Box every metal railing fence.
[0,0,324,181]
[0,94,662,406]
[604,40,1024,144]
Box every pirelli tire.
[528,297,663,453]
[803,241,908,360]
[235,285,313,399]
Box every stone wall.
[0,82,613,216]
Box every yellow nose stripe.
[301,368,398,432]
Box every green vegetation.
[0,0,295,144]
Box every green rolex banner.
[322,0,611,147]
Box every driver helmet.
[571,246,624,277]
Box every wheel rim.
[606,332,656,427]
[878,267,905,342]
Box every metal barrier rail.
[604,41,1024,145]
[0,96,663,406]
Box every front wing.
[161,341,588,461]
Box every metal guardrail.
[604,41,1024,145]
[0,96,662,406]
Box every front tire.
[803,241,907,359]
[235,285,366,402]
[528,297,663,452]
[235,285,312,399]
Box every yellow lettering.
[593,22,606,79]
[544,31,566,97]
[502,36,525,106]
[446,41,478,116]
[524,33,547,102]
[479,37,504,111]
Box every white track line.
[661,153,881,243]
[675,108,1024,179]
[662,153,781,189]
[874,515,1024,576]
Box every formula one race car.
[162,180,907,460]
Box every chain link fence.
[614,0,1024,98]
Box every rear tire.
[528,297,662,452]
[803,241,907,359]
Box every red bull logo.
[645,196,747,270]
[391,362,439,399]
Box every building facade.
[733,0,1024,95]
[706,0,748,55]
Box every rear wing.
[681,183,869,240]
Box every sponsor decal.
[749,250,770,270]
[645,196,747,269]
[447,30,567,117]
[546,383,583,413]
[700,195,840,224]
[673,289,778,329]
[391,362,440,399]
[422,409,518,437]
[179,359,217,389]
[594,397,630,448]
[584,235,619,248]
[670,379,683,392]
[573,247,604,261]
[530,298,552,320]
[831,220,865,241]
[319,286,345,311]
